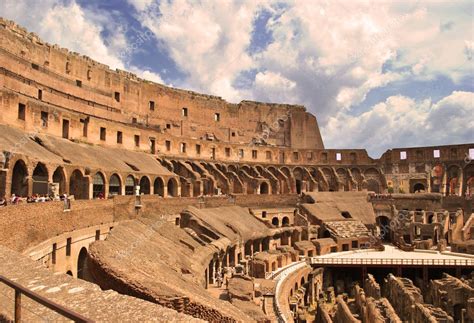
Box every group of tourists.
[0,193,69,206]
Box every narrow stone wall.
[333,295,361,323]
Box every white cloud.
[323,91,474,157]
[126,0,154,12]
[130,68,164,84]
[135,0,267,102]
[0,0,124,69]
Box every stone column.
[27,175,33,197]
[1,169,9,198]
[441,165,448,196]
[458,170,464,196]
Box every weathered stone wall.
[429,274,474,322]
[0,199,114,252]
[333,295,361,323]
[364,274,381,299]
[0,17,330,159]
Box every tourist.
[0,197,6,207]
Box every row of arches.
[9,159,180,199]
[6,157,388,199]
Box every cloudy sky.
[1,0,473,157]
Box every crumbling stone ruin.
[0,17,472,323]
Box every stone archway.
[32,163,48,195]
[272,217,280,227]
[154,177,165,197]
[125,175,135,195]
[260,182,269,194]
[109,174,122,196]
[376,216,391,242]
[139,176,150,195]
[282,216,290,227]
[92,172,106,198]
[11,160,28,197]
[367,179,381,193]
[52,167,66,195]
[69,169,88,200]
[77,247,91,281]
[167,178,179,197]
[413,183,425,193]
[295,179,303,194]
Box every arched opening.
[69,170,88,200]
[367,179,380,193]
[260,182,269,194]
[282,216,290,227]
[193,181,201,197]
[466,176,474,197]
[77,247,91,281]
[376,216,391,242]
[92,172,105,198]
[109,174,121,196]
[272,217,279,227]
[154,177,165,196]
[296,180,302,194]
[139,176,150,195]
[125,175,135,195]
[428,213,435,224]
[66,270,73,276]
[413,183,425,193]
[32,163,48,195]
[52,167,66,195]
[167,178,178,197]
[232,179,244,194]
[300,277,305,286]
[11,160,28,197]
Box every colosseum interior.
[0,16,473,323]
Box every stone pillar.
[212,260,217,284]
[104,180,109,199]
[458,170,464,196]
[0,169,8,198]
[88,178,94,200]
[441,166,448,196]
[149,182,154,195]
[27,175,33,197]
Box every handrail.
[0,275,93,322]
[310,257,474,266]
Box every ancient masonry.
[0,17,473,323]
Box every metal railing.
[310,257,474,266]
[0,275,92,322]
